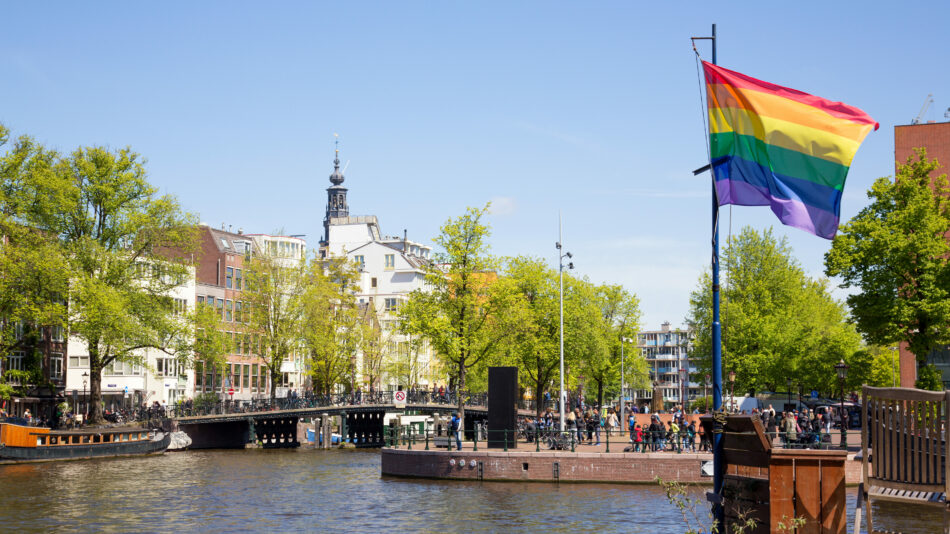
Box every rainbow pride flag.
[703,61,878,239]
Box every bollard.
[504,429,508,452]
[473,427,478,451]
[425,432,430,451]
[605,428,610,453]
[408,426,413,450]
[536,432,540,452]
[571,433,575,453]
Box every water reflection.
[0,449,944,533]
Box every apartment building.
[634,322,697,408]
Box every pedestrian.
[686,421,697,451]
[634,424,643,452]
[592,408,601,445]
[451,412,462,451]
[606,409,618,437]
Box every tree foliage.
[242,244,308,401]
[688,226,864,396]
[302,257,367,397]
[825,149,950,362]
[398,205,522,424]
[4,135,199,423]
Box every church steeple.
[322,134,349,246]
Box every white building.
[634,321,697,408]
[65,266,197,411]
[318,145,436,390]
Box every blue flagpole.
[709,23,725,530]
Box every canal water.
[0,448,942,533]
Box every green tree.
[243,243,308,402]
[916,364,944,391]
[504,256,558,416]
[303,257,366,397]
[398,205,521,427]
[825,149,950,365]
[592,283,646,408]
[15,145,199,424]
[0,125,69,399]
[688,227,864,396]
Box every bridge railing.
[173,391,537,418]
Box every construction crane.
[912,94,934,124]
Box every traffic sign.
[811,390,819,399]
[394,390,406,402]
[228,388,235,397]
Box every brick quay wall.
[380,447,864,485]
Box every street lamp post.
[727,370,736,413]
[889,346,898,387]
[835,359,850,450]
[81,372,89,419]
[556,214,574,432]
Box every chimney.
[238,228,243,235]
[403,229,408,253]
[228,224,233,233]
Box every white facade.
[634,322,697,407]
[323,216,435,390]
[65,267,197,411]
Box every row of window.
[225,267,243,290]
[13,321,66,343]
[196,361,266,393]
[3,352,63,380]
[352,254,397,270]
[197,296,248,323]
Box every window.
[233,332,241,354]
[216,298,224,319]
[226,300,233,322]
[104,361,141,376]
[69,355,90,368]
[51,325,65,342]
[226,267,233,289]
[384,298,398,312]
[206,296,214,308]
[235,301,242,323]
[50,353,64,380]
[371,277,378,289]
[235,269,242,290]
[197,296,205,306]
[251,364,259,390]
[156,358,178,377]
[243,334,250,355]
[354,255,365,269]
[243,364,250,388]
[172,298,187,317]
[220,238,230,249]
[7,352,25,372]
[384,254,395,269]
[14,321,25,340]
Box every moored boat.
[0,421,171,463]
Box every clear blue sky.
[3,2,949,330]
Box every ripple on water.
[0,449,944,533]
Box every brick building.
[894,120,950,387]
[193,224,265,401]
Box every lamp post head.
[835,359,849,380]
[727,370,736,384]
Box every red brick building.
[193,224,267,401]
[894,121,950,387]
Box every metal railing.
[382,423,862,454]
[173,390,536,418]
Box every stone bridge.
[175,403,534,450]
